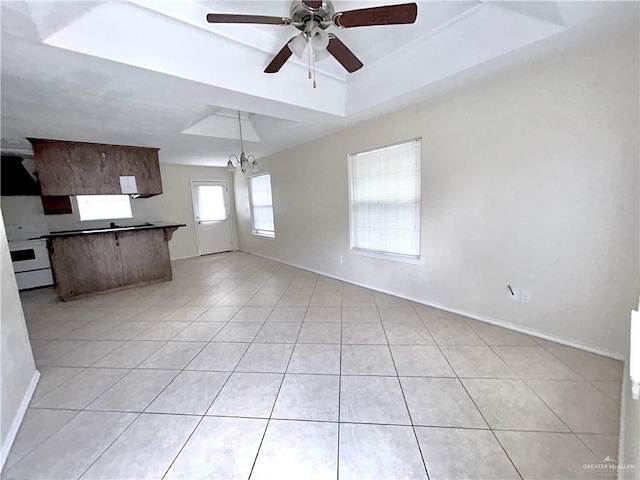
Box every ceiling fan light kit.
[207,0,418,88]
[288,34,308,58]
[310,27,330,51]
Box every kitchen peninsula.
[41,222,185,301]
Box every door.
[191,181,233,255]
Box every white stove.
[6,224,54,290]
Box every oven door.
[9,240,51,273]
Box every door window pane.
[197,185,227,222]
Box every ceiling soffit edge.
[125,0,346,83]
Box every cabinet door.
[50,234,123,300]
[116,148,162,196]
[34,142,80,196]
[34,141,120,195]
[74,144,120,195]
[115,229,171,285]
[41,196,73,215]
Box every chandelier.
[227,110,258,174]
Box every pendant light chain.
[237,110,245,153]
[227,110,257,175]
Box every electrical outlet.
[521,290,531,303]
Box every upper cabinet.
[28,139,163,197]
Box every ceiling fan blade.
[264,39,295,73]
[326,34,363,73]
[206,13,290,25]
[333,3,417,28]
[302,0,323,9]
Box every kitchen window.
[77,195,133,221]
[348,138,422,262]
[249,173,275,238]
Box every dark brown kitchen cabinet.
[28,138,162,197]
[114,147,162,197]
[41,196,73,215]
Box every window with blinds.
[349,138,421,261]
[249,173,275,238]
[77,195,132,221]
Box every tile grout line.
[482,342,580,437]
[9,403,602,434]
[157,254,289,479]
[379,301,431,480]
[70,256,279,479]
[158,333,257,479]
[34,349,135,407]
[422,310,616,457]
[246,270,313,479]
[428,321,525,480]
[2,408,82,472]
[75,320,233,479]
[17,254,622,479]
[157,258,279,478]
[488,341,607,460]
[481,341,618,459]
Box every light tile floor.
[4,252,624,480]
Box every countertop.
[36,222,186,239]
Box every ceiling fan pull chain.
[313,50,317,89]
[307,37,312,80]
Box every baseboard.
[171,247,242,262]
[170,254,200,261]
[422,301,624,361]
[243,249,624,361]
[0,370,40,471]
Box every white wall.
[133,164,238,260]
[0,210,38,469]
[235,29,639,359]
[0,164,236,260]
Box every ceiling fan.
[206,1,418,81]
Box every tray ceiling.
[0,0,635,165]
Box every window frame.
[347,138,422,265]
[248,172,275,238]
[76,195,133,222]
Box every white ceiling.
[0,0,635,166]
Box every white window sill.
[350,248,422,265]
[253,231,275,239]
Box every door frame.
[190,179,235,256]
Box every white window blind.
[249,173,275,237]
[349,139,421,260]
[77,195,132,221]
